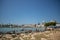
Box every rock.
[41,38,47,40]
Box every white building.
[56,23,60,26]
[36,23,44,27]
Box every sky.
[0,0,60,24]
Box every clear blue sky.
[0,0,60,24]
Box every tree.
[44,21,56,27]
[44,21,56,30]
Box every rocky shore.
[0,28,60,40]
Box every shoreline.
[0,28,60,40]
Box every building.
[36,23,45,27]
[56,23,60,26]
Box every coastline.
[0,28,60,40]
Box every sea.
[0,27,45,33]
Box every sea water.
[0,27,45,33]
